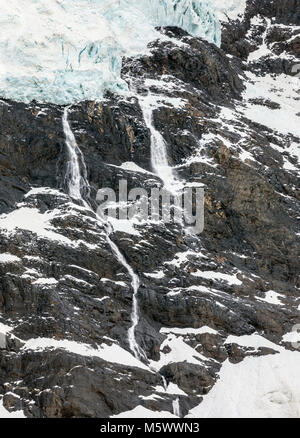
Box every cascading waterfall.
[106,237,148,362]
[62,108,90,201]
[62,107,147,363]
[139,97,181,194]
[172,397,181,417]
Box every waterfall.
[106,236,148,362]
[139,96,181,194]
[62,107,147,363]
[62,108,90,201]
[161,375,168,391]
[172,397,181,417]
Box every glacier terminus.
[0,0,224,104]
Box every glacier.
[0,0,225,104]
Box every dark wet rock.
[122,27,244,103]
[221,0,300,73]
[160,362,218,396]
[0,0,299,418]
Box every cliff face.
[0,0,299,418]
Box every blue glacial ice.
[0,0,226,104]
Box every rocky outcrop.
[221,0,300,74]
[0,0,299,418]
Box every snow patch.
[0,399,25,418]
[256,291,285,306]
[0,253,21,264]
[160,326,218,336]
[144,271,165,279]
[225,333,280,352]
[111,405,178,418]
[242,72,300,139]
[33,278,58,286]
[192,270,242,286]
[22,338,150,371]
[150,333,209,371]
[109,217,140,236]
[282,331,300,344]
[0,322,13,334]
[188,350,300,418]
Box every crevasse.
[0,0,221,104]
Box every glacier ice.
[211,0,247,22]
[0,0,223,104]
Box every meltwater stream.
[173,397,181,417]
[139,96,182,194]
[63,107,182,413]
[62,108,90,200]
[62,107,147,363]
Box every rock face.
[0,0,299,418]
